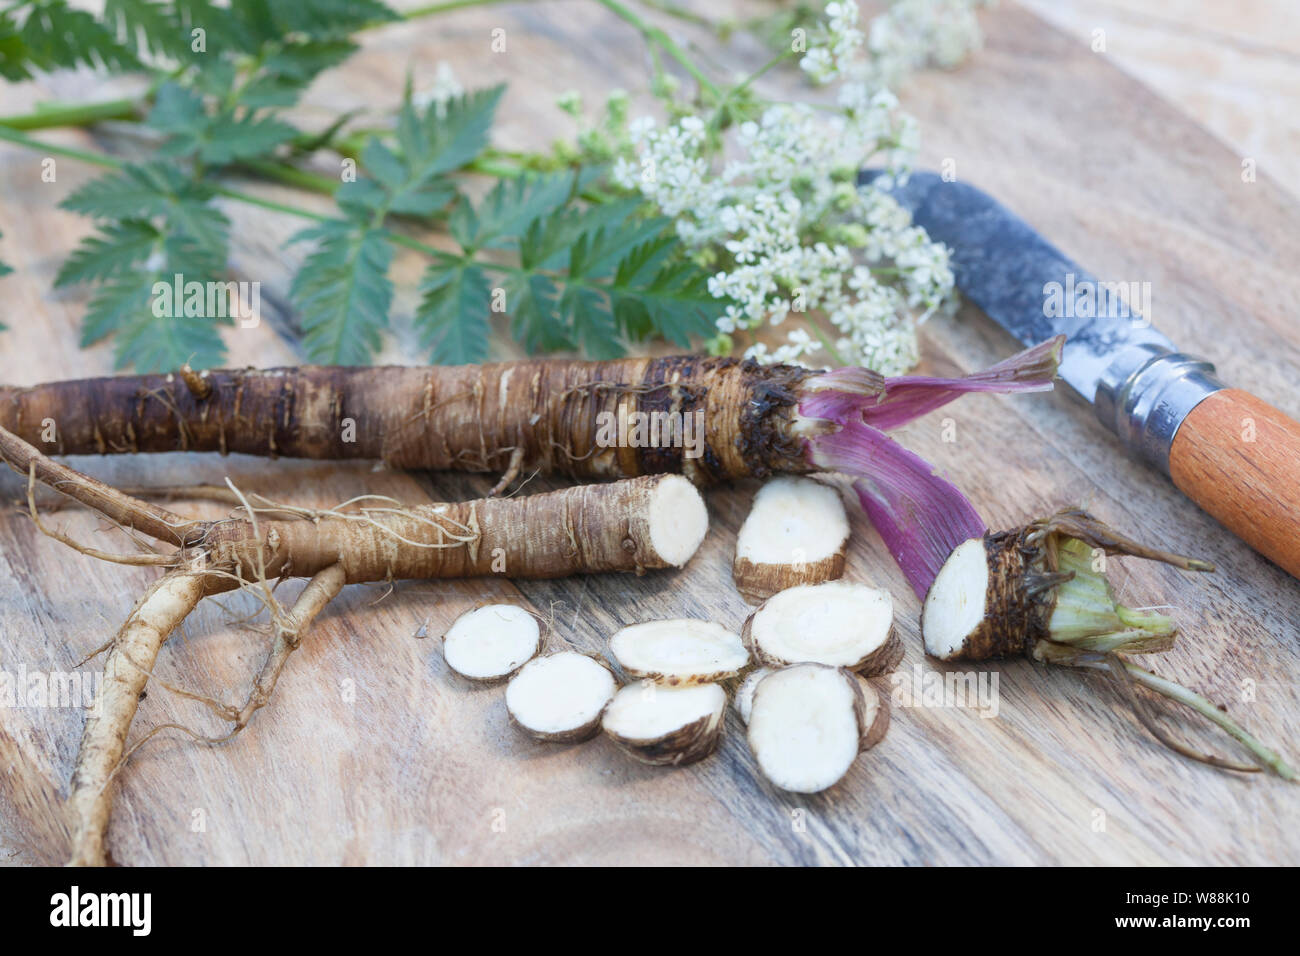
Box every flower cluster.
[613,0,964,374]
[863,0,988,91]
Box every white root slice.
[646,473,710,567]
[746,663,886,793]
[506,652,617,742]
[742,580,900,675]
[733,667,773,724]
[609,619,749,685]
[443,604,541,681]
[733,476,850,603]
[920,537,989,661]
[602,682,727,766]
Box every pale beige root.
[601,682,726,766]
[733,476,849,604]
[0,426,201,547]
[742,581,900,675]
[201,472,710,585]
[746,664,880,794]
[443,604,541,682]
[66,568,212,867]
[608,619,748,686]
[505,652,618,742]
[733,667,773,725]
[226,564,347,733]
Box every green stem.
[0,126,330,223]
[706,48,795,134]
[592,0,721,100]
[0,125,122,168]
[1119,658,1298,782]
[0,96,143,131]
[807,320,846,366]
[237,158,339,196]
[401,0,525,17]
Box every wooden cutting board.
[1,1,1297,866]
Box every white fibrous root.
[733,667,773,725]
[746,663,888,793]
[601,682,727,766]
[733,476,850,603]
[609,619,749,686]
[742,580,900,675]
[442,604,541,681]
[505,652,618,742]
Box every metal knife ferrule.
[1093,344,1225,476]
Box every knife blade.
[866,169,1300,580]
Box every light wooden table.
[1,2,1297,865]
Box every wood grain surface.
[1,1,1298,866]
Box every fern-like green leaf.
[101,0,187,60]
[609,238,720,346]
[340,86,504,219]
[239,39,356,107]
[55,220,161,287]
[415,260,492,364]
[148,81,297,164]
[268,0,398,39]
[0,0,139,80]
[61,162,230,268]
[289,221,394,364]
[448,172,573,252]
[57,162,233,369]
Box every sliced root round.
[644,473,710,567]
[442,604,541,681]
[733,667,773,725]
[746,663,883,794]
[742,580,899,675]
[601,682,726,766]
[609,619,749,685]
[505,652,618,743]
[733,476,850,603]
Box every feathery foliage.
[2,0,727,369]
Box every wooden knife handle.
[1169,388,1300,577]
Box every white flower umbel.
[616,0,963,374]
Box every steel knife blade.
[865,169,1300,579]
